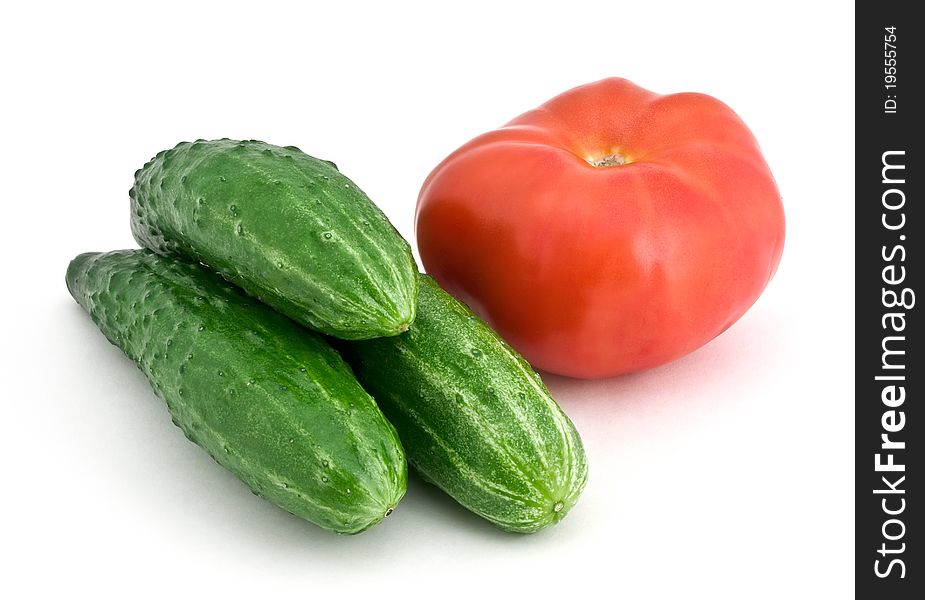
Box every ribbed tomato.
[416,78,785,378]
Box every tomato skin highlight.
[416,78,785,379]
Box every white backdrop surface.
[1,2,854,598]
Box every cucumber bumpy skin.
[66,250,407,534]
[130,138,418,340]
[338,275,588,533]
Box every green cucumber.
[66,250,406,534]
[130,139,417,340]
[338,274,588,533]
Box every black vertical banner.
[856,3,920,597]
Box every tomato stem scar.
[588,153,627,167]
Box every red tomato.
[416,78,785,378]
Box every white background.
[1,1,854,598]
